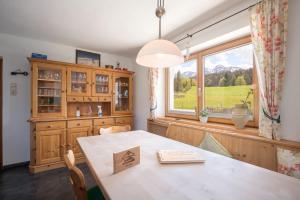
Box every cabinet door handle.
[47,125,53,128]
[77,123,80,126]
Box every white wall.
[133,66,150,130]
[133,66,165,131]
[172,0,257,51]
[0,33,133,165]
[280,0,300,141]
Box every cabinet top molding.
[27,57,135,75]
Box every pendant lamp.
[136,0,184,68]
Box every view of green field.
[174,85,253,112]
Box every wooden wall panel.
[148,119,279,171]
[147,121,168,137]
[166,124,205,147]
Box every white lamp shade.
[136,39,184,68]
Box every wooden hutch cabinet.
[28,58,134,173]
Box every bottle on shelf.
[76,107,80,117]
[98,105,103,117]
[87,105,92,116]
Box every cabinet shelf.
[71,81,87,84]
[38,79,61,82]
[38,105,61,107]
[38,95,61,97]
[95,83,109,86]
[38,87,61,89]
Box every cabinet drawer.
[67,96,84,102]
[99,96,112,102]
[94,118,114,126]
[84,97,98,102]
[68,120,92,128]
[115,117,132,125]
[36,121,66,131]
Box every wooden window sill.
[153,117,259,136]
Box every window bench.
[147,117,300,172]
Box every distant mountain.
[182,71,196,78]
[205,65,243,74]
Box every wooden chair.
[99,125,131,134]
[64,150,105,200]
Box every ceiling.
[0,0,244,57]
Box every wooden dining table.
[77,130,300,200]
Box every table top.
[77,130,300,200]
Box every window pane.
[169,59,197,113]
[204,44,254,117]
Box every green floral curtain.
[250,0,288,139]
[149,68,159,120]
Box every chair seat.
[87,186,105,200]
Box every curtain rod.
[175,1,262,44]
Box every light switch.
[10,82,17,96]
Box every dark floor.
[0,164,96,200]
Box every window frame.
[165,36,259,127]
[165,54,200,120]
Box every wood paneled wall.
[148,118,300,172]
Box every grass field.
[174,85,253,111]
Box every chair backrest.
[100,125,131,134]
[64,150,75,169]
[69,166,88,200]
[64,150,88,200]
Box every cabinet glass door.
[38,68,62,113]
[113,74,131,113]
[32,63,66,118]
[92,70,111,96]
[67,68,91,96]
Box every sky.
[175,59,197,73]
[204,43,253,70]
[172,43,253,76]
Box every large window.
[203,43,254,118]
[167,57,198,119]
[166,36,258,126]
